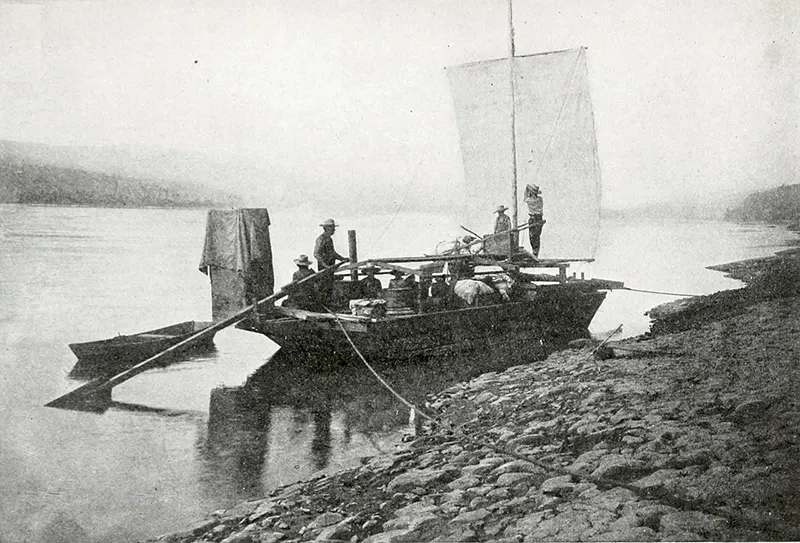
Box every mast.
[507,0,519,234]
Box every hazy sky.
[1,0,798,208]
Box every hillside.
[724,184,800,222]
[0,140,242,208]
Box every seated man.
[284,254,316,310]
[359,265,383,299]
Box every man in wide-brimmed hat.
[494,204,511,234]
[313,219,348,271]
[313,219,349,308]
[524,184,545,257]
[285,254,316,309]
[292,254,315,281]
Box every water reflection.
[200,385,272,503]
[198,340,549,501]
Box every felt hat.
[528,184,541,193]
[319,218,338,228]
[293,254,311,266]
[362,263,380,272]
[390,269,405,277]
[495,205,508,213]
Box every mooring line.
[622,286,701,297]
[588,323,622,359]
[328,311,436,423]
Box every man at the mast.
[314,218,349,307]
[524,184,545,257]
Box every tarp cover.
[199,208,272,276]
[199,209,274,320]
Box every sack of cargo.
[349,299,387,319]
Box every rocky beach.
[149,248,800,543]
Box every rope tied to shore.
[327,309,437,423]
[622,286,701,297]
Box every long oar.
[46,260,365,410]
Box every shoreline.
[149,241,800,543]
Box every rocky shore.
[149,250,800,543]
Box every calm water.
[0,204,796,542]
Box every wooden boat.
[239,253,621,363]
[69,321,216,377]
[237,43,622,362]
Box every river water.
[0,204,796,542]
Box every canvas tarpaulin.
[199,209,274,321]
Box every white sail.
[446,47,601,259]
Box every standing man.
[313,218,348,307]
[524,184,545,257]
[494,205,512,234]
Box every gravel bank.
[148,253,800,543]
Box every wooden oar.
[46,260,365,410]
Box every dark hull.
[69,321,216,378]
[240,284,606,363]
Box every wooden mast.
[508,0,519,241]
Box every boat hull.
[240,284,606,363]
[69,321,216,378]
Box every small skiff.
[68,320,216,377]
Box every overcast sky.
[1,0,798,208]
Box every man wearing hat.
[313,219,348,271]
[494,205,511,234]
[524,184,545,257]
[359,264,383,299]
[285,254,316,309]
[313,219,348,308]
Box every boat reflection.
[196,337,551,502]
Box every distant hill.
[724,184,800,223]
[0,140,242,208]
[0,139,449,214]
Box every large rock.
[591,455,646,481]
[492,459,544,476]
[449,508,490,525]
[540,475,575,496]
[631,469,682,492]
[448,474,481,490]
[386,469,454,494]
